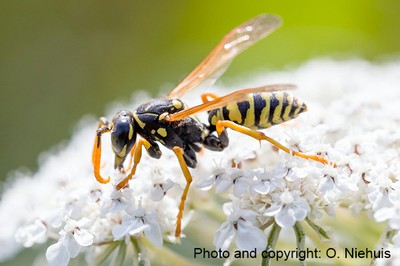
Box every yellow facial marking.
[157,128,167,137]
[128,124,134,140]
[116,145,127,157]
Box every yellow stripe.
[116,145,127,157]
[243,94,255,129]
[144,103,153,112]
[272,93,283,124]
[282,94,294,121]
[158,112,168,121]
[293,99,305,117]
[172,99,183,109]
[133,112,146,129]
[226,103,242,124]
[128,124,134,140]
[157,128,167,137]
[211,114,218,126]
[259,94,272,128]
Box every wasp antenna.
[92,119,111,184]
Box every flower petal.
[213,221,235,251]
[73,229,94,247]
[46,241,70,266]
[236,220,266,251]
[275,206,296,228]
[144,220,163,247]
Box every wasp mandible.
[92,14,335,238]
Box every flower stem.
[92,241,119,265]
[305,217,330,240]
[110,241,127,266]
[131,237,150,266]
[261,222,281,266]
[294,222,306,266]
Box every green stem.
[294,222,306,266]
[110,241,127,266]
[260,218,275,231]
[305,217,330,240]
[131,237,150,266]
[92,241,119,265]
[261,222,281,266]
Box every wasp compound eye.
[111,111,136,156]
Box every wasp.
[92,14,334,238]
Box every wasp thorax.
[110,111,136,167]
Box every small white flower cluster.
[0,59,399,265]
[195,126,341,251]
[0,117,187,265]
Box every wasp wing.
[166,84,295,121]
[167,14,282,99]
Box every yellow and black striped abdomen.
[208,92,307,130]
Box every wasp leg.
[216,120,336,167]
[125,144,137,172]
[172,146,193,238]
[116,138,159,190]
[116,141,141,190]
[92,117,111,184]
[201,92,220,103]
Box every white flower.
[214,202,267,251]
[374,206,400,233]
[248,167,287,201]
[112,206,162,247]
[264,189,310,228]
[15,219,47,247]
[100,188,132,215]
[150,178,175,202]
[394,232,400,246]
[367,169,400,211]
[46,218,94,266]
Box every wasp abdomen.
[208,92,307,130]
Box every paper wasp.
[92,14,334,238]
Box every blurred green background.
[1,0,400,185]
[0,0,399,265]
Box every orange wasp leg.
[172,146,193,238]
[116,138,152,190]
[216,120,337,167]
[92,119,111,184]
[125,142,137,172]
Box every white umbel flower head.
[0,59,399,265]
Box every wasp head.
[110,110,136,170]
